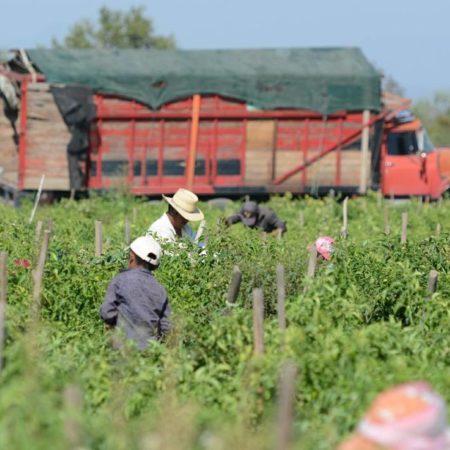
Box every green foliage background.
[0,193,449,449]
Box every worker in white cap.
[100,235,171,349]
[147,188,205,245]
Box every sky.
[2,0,449,100]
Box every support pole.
[275,360,298,450]
[124,217,130,245]
[253,288,264,355]
[384,206,390,235]
[227,266,242,306]
[401,212,408,245]
[186,94,201,189]
[426,270,438,300]
[0,252,7,372]
[32,230,51,318]
[359,110,370,194]
[341,196,349,239]
[276,264,286,331]
[307,246,317,278]
[95,221,102,257]
[29,174,45,224]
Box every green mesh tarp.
[27,47,381,113]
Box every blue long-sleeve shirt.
[100,268,171,349]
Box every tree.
[413,91,450,146]
[52,6,175,49]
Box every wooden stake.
[95,221,102,257]
[377,190,383,208]
[253,288,264,355]
[227,266,242,306]
[69,188,75,201]
[275,360,298,450]
[124,217,130,245]
[28,174,45,224]
[426,270,438,300]
[46,219,53,234]
[341,196,348,239]
[132,207,137,223]
[401,212,408,244]
[186,94,201,189]
[435,223,441,237]
[64,384,84,448]
[32,230,51,318]
[298,211,304,227]
[307,246,317,278]
[0,252,7,372]
[359,110,370,194]
[384,207,390,235]
[34,220,43,243]
[276,264,286,331]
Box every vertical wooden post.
[64,384,84,448]
[341,197,348,239]
[227,266,242,306]
[124,217,130,245]
[359,110,370,194]
[32,230,51,317]
[384,206,390,235]
[307,246,317,278]
[377,190,383,208]
[46,219,53,234]
[132,207,138,223]
[95,221,102,257]
[275,360,298,450]
[426,270,438,300]
[401,212,408,245]
[0,252,7,372]
[435,223,441,237]
[186,94,201,189]
[35,220,43,243]
[276,264,286,331]
[253,288,264,355]
[69,188,75,201]
[298,211,304,227]
[29,174,45,224]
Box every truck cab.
[381,111,448,198]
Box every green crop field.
[0,193,449,450]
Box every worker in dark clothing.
[100,236,171,350]
[226,201,287,235]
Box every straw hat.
[162,188,204,222]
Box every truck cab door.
[382,130,430,196]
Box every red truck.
[0,48,447,201]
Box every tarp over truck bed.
[27,47,381,114]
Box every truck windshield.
[417,128,435,153]
[387,131,419,155]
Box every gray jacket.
[227,206,287,233]
[100,268,171,349]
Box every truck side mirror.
[420,152,427,178]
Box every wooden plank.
[246,120,275,151]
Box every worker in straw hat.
[338,382,450,450]
[100,235,171,350]
[147,188,205,245]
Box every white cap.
[129,236,161,266]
